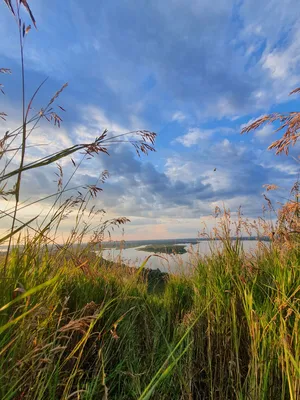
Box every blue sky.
[0,0,299,240]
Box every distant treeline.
[100,236,270,249]
[137,244,187,254]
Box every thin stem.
[3,3,26,276]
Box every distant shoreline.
[0,237,270,252]
[99,236,270,250]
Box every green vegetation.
[137,244,187,254]
[0,239,299,399]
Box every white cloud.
[259,160,299,176]
[235,0,300,109]
[172,111,186,122]
[261,26,300,90]
[82,106,127,134]
[175,127,235,147]
[175,128,214,147]
[254,125,274,142]
[0,110,73,169]
[165,157,197,182]
[263,53,288,79]
[215,97,239,118]
[74,105,148,143]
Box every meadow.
[0,229,299,399]
[0,1,300,399]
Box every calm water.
[101,240,267,273]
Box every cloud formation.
[0,0,299,239]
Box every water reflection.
[101,240,267,273]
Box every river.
[101,240,267,273]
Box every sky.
[0,0,299,241]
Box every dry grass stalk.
[263,184,279,191]
[241,88,300,155]
[59,316,96,335]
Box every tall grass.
[0,232,299,399]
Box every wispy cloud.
[175,127,235,147]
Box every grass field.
[0,236,299,400]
